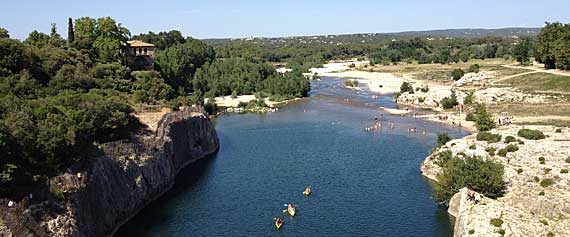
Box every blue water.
[116,77,469,237]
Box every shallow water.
[116,77,469,237]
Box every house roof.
[127,40,154,47]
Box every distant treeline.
[0,17,309,198]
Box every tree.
[48,23,64,47]
[132,30,186,50]
[67,17,75,44]
[155,38,215,92]
[0,27,9,39]
[513,37,532,65]
[24,31,50,49]
[73,17,97,49]
[0,38,29,75]
[451,68,464,80]
[437,133,451,148]
[473,104,496,131]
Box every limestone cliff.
[0,107,219,236]
[421,125,570,237]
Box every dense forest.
[0,17,309,197]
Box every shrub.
[473,104,496,131]
[203,101,219,115]
[477,132,502,143]
[433,156,504,205]
[468,64,480,73]
[518,129,545,140]
[504,136,517,143]
[556,128,562,133]
[490,218,503,227]
[539,191,545,196]
[418,97,425,103]
[547,232,555,237]
[231,90,238,99]
[517,168,523,174]
[344,80,359,87]
[463,92,475,105]
[505,144,519,152]
[538,157,546,164]
[540,219,549,226]
[497,148,507,157]
[400,82,414,94]
[348,63,356,68]
[469,144,477,150]
[561,169,568,174]
[420,86,429,93]
[465,112,476,121]
[486,147,496,156]
[441,92,458,109]
[544,168,552,174]
[540,178,554,187]
[437,133,451,148]
[433,150,453,167]
[451,68,465,80]
[498,229,505,236]
[566,157,570,163]
[468,229,475,235]
[533,176,540,182]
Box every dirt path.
[502,64,570,77]
[513,116,570,123]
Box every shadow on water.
[114,152,218,237]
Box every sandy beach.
[319,71,405,94]
[209,95,299,108]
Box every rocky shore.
[421,125,570,237]
[0,107,220,236]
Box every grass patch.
[501,72,570,93]
[490,218,504,227]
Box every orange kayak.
[287,204,296,217]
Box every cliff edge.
[0,106,219,236]
[421,125,570,237]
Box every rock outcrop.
[0,107,219,236]
[421,125,570,237]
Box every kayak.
[303,187,311,196]
[274,218,283,229]
[287,204,296,217]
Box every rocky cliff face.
[421,125,570,237]
[0,107,219,237]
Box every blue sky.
[2,0,570,39]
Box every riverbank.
[421,125,570,236]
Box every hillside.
[204,27,541,46]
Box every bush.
[556,128,562,133]
[463,92,475,105]
[561,169,568,174]
[451,68,465,80]
[437,133,452,148]
[538,157,546,164]
[469,144,477,150]
[486,147,496,156]
[547,232,555,237]
[465,112,476,121]
[497,148,508,157]
[517,168,523,174]
[566,157,570,163]
[544,168,552,174]
[540,178,554,187]
[539,191,545,196]
[468,229,475,235]
[400,82,414,94]
[473,104,496,131]
[498,229,505,236]
[477,132,502,143]
[433,156,504,205]
[203,101,219,115]
[533,176,540,182]
[433,150,453,167]
[440,92,458,109]
[231,90,238,99]
[505,144,519,152]
[468,64,480,73]
[490,218,503,227]
[504,136,517,143]
[540,219,549,226]
[518,129,545,140]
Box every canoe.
[287,204,296,217]
[275,220,283,229]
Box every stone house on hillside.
[126,40,155,71]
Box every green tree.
[67,17,75,44]
[155,38,215,92]
[73,17,98,49]
[0,38,29,75]
[513,37,532,65]
[24,30,50,49]
[473,104,496,131]
[48,23,64,47]
[0,27,9,39]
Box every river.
[116,77,469,236]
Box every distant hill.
[204,27,541,46]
